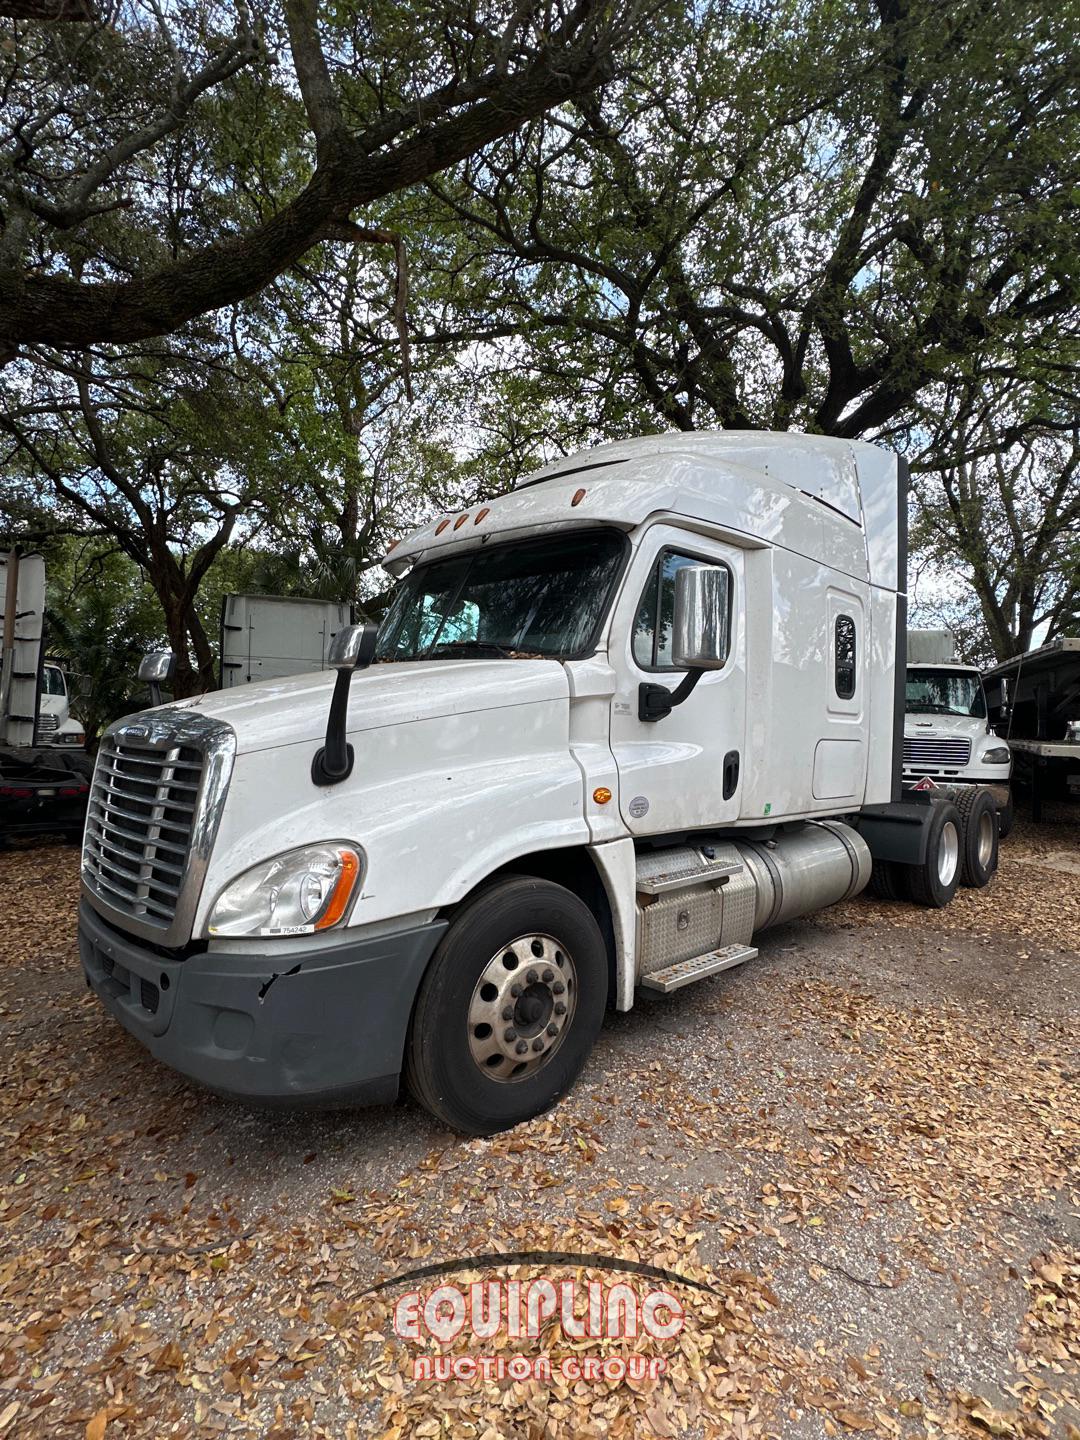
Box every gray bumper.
[78,900,446,1107]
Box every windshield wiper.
[425,640,518,659]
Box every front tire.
[405,876,607,1135]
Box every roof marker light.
[435,519,451,534]
[474,507,490,524]
[454,513,469,530]
[571,488,586,507]
[386,539,400,553]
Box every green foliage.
[1,0,1077,674]
[43,542,163,740]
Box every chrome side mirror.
[640,565,730,722]
[312,623,379,785]
[138,649,175,707]
[671,565,730,670]
[327,623,378,673]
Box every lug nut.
[554,1001,567,1016]
[546,1023,558,1037]
[532,1038,544,1052]
[515,1040,528,1055]
[504,1028,517,1042]
[542,969,554,983]
[502,1006,514,1020]
[510,984,522,998]
[552,981,565,995]
[526,969,538,984]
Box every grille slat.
[83,814,189,858]
[100,756,201,793]
[903,737,972,768]
[82,736,205,931]
[88,793,195,834]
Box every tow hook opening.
[258,962,302,1002]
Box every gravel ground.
[0,815,1077,1440]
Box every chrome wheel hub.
[977,811,994,868]
[467,934,577,1083]
[938,820,960,886]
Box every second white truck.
[902,630,1014,836]
[78,433,998,1133]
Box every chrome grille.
[36,713,58,734]
[903,736,972,769]
[83,738,204,928]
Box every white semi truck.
[37,662,87,749]
[78,433,998,1134]
[903,629,1014,836]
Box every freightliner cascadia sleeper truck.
[78,434,1000,1134]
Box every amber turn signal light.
[314,849,361,930]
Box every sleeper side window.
[632,550,730,670]
[835,614,857,699]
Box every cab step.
[640,944,758,993]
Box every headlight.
[982,746,1011,765]
[208,843,363,938]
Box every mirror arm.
[638,668,704,723]
[311,623,379,786]
[311,669,356,785]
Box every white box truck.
[77,434,998,1134]
[1,550,91,841]
[219,594,353,688]
[903,629,1014,835]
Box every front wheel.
[405,876,608,1134]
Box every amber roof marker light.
[571,488,587,507]
[474,508,490,524]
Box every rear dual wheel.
[949,786,999,888]
[906,800,963,908]
[405,876,607,1135]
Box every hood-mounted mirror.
[311,623,379,786]
[138,649,176,707]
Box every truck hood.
[160,658,569,756]
[904,711,988,739]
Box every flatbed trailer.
[983,637,1080,822]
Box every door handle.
[722,750,740,800]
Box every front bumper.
[78,900,446,1107]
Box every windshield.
[40,665,66,696]
[376,530,626,662]
[906,668,986,718]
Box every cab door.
[609,526,747,836]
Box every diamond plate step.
[640,944,758,993]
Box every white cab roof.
[387,431,903,592]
